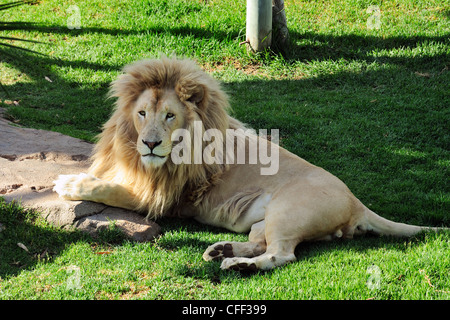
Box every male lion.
[54,57,445,271]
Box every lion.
[53,56,446,271]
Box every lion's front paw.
[53,173,99,201]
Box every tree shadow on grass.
[1,21,241,42]
[0,199,86,280]
[0,198,133,280]
[0,46,116,140]
[285,31,449,69]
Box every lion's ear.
[176,79,205,106]
[186,85,204,104]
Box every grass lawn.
[0,0,449,300]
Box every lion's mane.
[88,57,243,219]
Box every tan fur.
[54,57,447,271]
[215,188,264,223]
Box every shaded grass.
[0,0,449,299]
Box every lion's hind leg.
[203,241,266,261]
[203,220,266,262]
[219,197,303,271]
[220,240,297,271]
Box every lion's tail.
[365,209,444,237]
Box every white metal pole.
[246,0,272,52]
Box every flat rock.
[0,108,161,241]
[75,208,161,242]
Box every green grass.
[1,0,449,300]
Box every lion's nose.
[142,140,162,151]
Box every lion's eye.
[166,113,175,120]
[138,110,146,117]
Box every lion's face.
[133,88,188,168]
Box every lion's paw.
[52,173,98,201]
[220,257,258,272]
[202,242,235,261]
